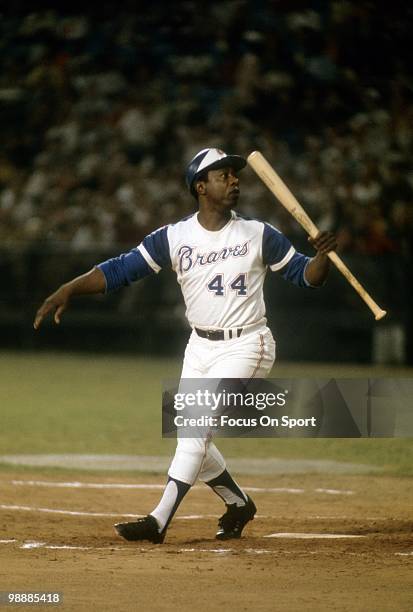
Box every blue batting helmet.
[185,148,246,196]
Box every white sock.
[150,478,190,532]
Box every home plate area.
[1,470,412,611]
[0,473,411,556]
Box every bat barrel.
[247,150,387,322]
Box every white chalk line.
[306,515,382,520]
[0,504,138,518]
[0,539,17,543]
[0,504,228,519]
[9,544,411,557]
[9,480,354,496]
[11,481,165,490]
[314,488,354,496]
[2,541,408,556]
[264,532,365,539]
[180,548,277,554]
[0,504,381,522]
[0,540,271,554]
[19,541,124,551]
[0,539,232,554]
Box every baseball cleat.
[215,495,257,540]
[114,515,165,544]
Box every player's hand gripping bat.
[247,151,387,321]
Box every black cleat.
[114,515,165,544]
[216,495,257,540]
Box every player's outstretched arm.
[304,231,337,287]
[33,267,106,330]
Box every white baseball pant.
[168,324,276,484]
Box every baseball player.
[34,147,337,543]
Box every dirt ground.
[0,470,412,612]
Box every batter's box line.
[0,540,274,554]
[0,539,372,555]
[8,480,355,496]
[0,540,249,555]
[264,532,366,539]
[0,505,383,524]
[1,539,128,551]
[0,503,274,520]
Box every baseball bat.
[247,150,387,321]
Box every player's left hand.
[308,231,337,255]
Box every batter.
[34,147,337,543]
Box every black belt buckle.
[196,327,242,341]
[206,329,223,340]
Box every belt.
[195,327,243,341]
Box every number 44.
[207,273,248,296]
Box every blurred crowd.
[0,2,412,258]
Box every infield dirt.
[0,469,412,611]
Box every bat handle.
[327,251,387,320]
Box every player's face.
[203,167,240,208]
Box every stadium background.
[0,5,412,611]
[0,1,412,364]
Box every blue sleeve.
[141,226,171,269]
[262,222,293,267]
[97,225,171,293]
[97,248,154,293]
[262,223,313,288]
[280,252,313,288]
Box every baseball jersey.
[97,210,313,329]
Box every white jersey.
[98,210,312,330]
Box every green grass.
[0,351,412,475]
[0,351,179,456]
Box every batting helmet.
[185,148,247,197]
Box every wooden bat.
[247,150,387,321]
